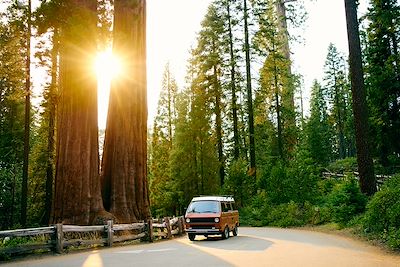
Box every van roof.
[191,196,235,202]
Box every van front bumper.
[185,227,222,235]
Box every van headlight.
[214,218,220,223]
[186,218,190,223]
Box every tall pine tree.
[149,64,178,216]
[365,0,400,168]
[304,80,333,165]
[323,44,351,159]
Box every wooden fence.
[0,217,185,257]
[322,171,392,190]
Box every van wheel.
[222,227,230,239]
[188,234,196,241]
[233,225,238,236]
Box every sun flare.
[95,49,122,129]
[95,50,122,79]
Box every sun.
[95,50,122,79]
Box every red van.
[184,196,239,241]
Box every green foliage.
[27,125,50,226]
[304,80,334,166]
[289,148,320,202]
[362,175,400,249]
[0,12,27,230]
[262,163,288,204]
[317,178,341,199]
[326,157,358,173]
[325,179,367,226]
[169,88,220,210]
[240,192,316,227]
[0,167,22,230]
[268,201,314,228]
[253,0,297,162]
[0,235,45,248]
[241,150,320,227]
[149,64,179,217]
[223,158,254,207]
[258,152,319,206]
[364,0,400,167]
[323,43,354,159]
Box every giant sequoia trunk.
[101,0,150,223]
[275,0,297,156]
[52,0,107,225]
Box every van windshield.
[187,200,221,213]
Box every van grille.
[189,218,216,223]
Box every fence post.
[146,219,153,243]
[106,220,113,247]
[55,223,63,254]
[164,217,172,239]
[182,217,186,234]
[177,216,184,235]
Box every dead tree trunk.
[52,0,108,225]
[101,0,151,223]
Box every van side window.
[231,202,237,211]
[222,202,230,212]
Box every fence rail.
[0,217,185,257]
[322,171,392,190]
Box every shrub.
[311,205,332,225]
[260,160,318,206]
[327,157,358,173]
[317,179,340,197]
[224,158,255,207]
[326,179,368,226]
[363,175,400,249]
[240,193,316,228]
[265,163,289,204]
[239,191,271,226]
[387,227,400,249]
[268,201,315,227]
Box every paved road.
[2,227,400,267]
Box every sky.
[146,0,213,126]
[1,0,369,128]
[144,0,369,127]
[96,0,213,128]
[293,0,368,105]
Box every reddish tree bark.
[101,0,151,223]
[52,0,109,225]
